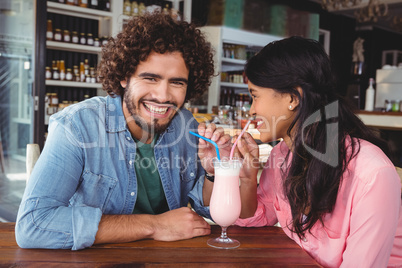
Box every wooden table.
[0,222,320,267]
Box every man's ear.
[120,80,127,88]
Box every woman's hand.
[236,132,260,184]
[236,132,260,218]
[197,122,232,174]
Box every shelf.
[12,118,32,124]
[220,26,281,47]
[47,41,102,54]
[356,111,402,130]
[222,58,247,65]
[46,80,102,88]
[47,1,113,20]
[220,82,248,89]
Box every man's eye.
[145,77,156,82]
[172,81,185,86]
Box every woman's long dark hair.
[245,36,388,238]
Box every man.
[16,13,230,250]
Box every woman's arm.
[237,133,260,218]
[340,166,401,267]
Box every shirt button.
[131,192,135,196]
[190,172,195,177]
[129,160,133,165]
[302,236,307,242]
[126,136,131,141]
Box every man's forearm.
[94,207,211,245]
[94,214,155,244]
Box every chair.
[26,144,40,182]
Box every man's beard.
[124,96,179,138]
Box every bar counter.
[0,222,320,267]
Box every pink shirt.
[236,139,402,267]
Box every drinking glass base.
[207,237,240,249]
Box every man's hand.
[94,207,210,245]
[197,122,231,174]
[152,207,211,241]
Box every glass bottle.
[101,36,108,46]
[131,1,139,17]
[66,68,73,81]
[80,33,86,45]
[78,0,88,8]
[46,20,53,41]
[45,67,52,80]
[54,29,62,41]
[94,37,100,47]
[80,62,85,82]
[73,65,79,77]
[84,59,89,75]
[123,0,131,16]
[72,31,79,44]
[90,0,98,9]
[59,60,66,81]
[63,30,71,43]
[87,33,94,46]
[60,60,66,80]
[139,2,146,16]
[52,67,60,80]
[364,78,375,112]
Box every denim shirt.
[15,95,210,250]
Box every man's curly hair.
[97,13,215,102]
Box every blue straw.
[189,131,221,160]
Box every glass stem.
[220,226,228,239]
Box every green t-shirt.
[132,135,169,215]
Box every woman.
[235,36,402,267]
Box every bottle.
[123,0,131,16]
[45,67,52,80]
[131,1,139,17]
[71,31,79,44]
[52,67,60,80]
[139,2,146,16]
[66,0,76,5]
[78,0,88,8]
[46,20,53,41]
[66,68,73,81]
[59,60,66,81]
[54,29,62,41]
[80,32,87,45]
[84,59,89,75]
[87,33,94,46]
[163,4,169,15]
[94,37,100,47]
[90,0,98,9]
[80,62,85,82]
[63,30,71,43]
[364,78,375,111]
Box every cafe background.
[0,0,401,221]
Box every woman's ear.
[120,80,127,88]
[289,86,302,111]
